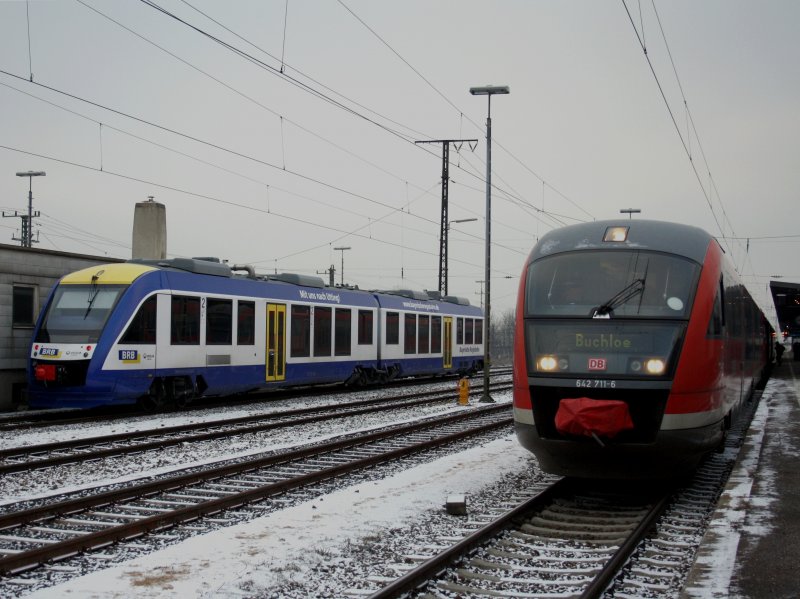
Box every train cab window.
[431,316,442,353]
[334,308,351,356]
[12,285,36,327]
[314,306,332,356]
[291,305,311,357]
[475,319,483,344]
[456,318,464,345]
[404,314,416,354]
[206,298,232,345]
[358,310,373,345]
[418,315,430,354]
[386,311,399,345]
[465,319,474,344]
[237,301,255,345]
[120,295,157,344]
[35,285,124,344]
[171,296,201,345]
[525,251,700,318]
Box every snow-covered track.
[369,479,672,599]
[0,383,511,475]
[0,403,511,578]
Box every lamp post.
[444,217,477,296]
[12,170,45,247]
[333,246,351,286]
[470,85,509,403]
[620,208,641,219]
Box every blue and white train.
[28,258,484,409]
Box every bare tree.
[490,308,516,365]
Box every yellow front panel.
[61,263,156,285]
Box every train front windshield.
[35,285,124,344]
[525,250,699,318]
[523,250,700,379]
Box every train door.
[443,317,453,369]
[266,303,286,382]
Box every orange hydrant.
[458,377,470,406]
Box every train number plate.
[576,379,616,389]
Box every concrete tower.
[132,197,167,259]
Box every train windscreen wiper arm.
[592,278,645,317]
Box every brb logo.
[588,358,607,371]
[119,350,140,363]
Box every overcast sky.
[1,1,798,319]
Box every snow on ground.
[0,384,483,506]
[22,434,534,598]
[5,370,794,598]
[682,372,799,598]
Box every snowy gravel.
[1,382,487,506]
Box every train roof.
[65,259,483,315]
[529,219,715,264]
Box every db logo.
[588,358,607,371]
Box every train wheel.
[139,379,168,412]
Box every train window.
[206,299,233,345]
[334,308,351,356]
[171,296,201,345]
[475,319,483,344]
[314,307,332,356]
[525,250,700,318]
[431,316,442,353]
[120,296,157,344]
[35,285,124,344]
[358,310,373,345]
[706,282,724,338]
[418,315,430,354]
[290,305,311,357]
[465,319,474,344]
[404,314,416,354]
[386,311,399,345]
[12,285,36,327]
[237,301,255,345]
[456,318,464,345]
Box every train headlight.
[629,360,642,373]
[645,358,666,375]
[537,356,558,371]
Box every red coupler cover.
[555,397,634,438]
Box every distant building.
[0,244,122,409]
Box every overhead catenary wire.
[619,0,732,261]
[62,1,544,258]
[337,0,595,224]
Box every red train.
[513,220,773,478]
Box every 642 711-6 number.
[576,379,616,389]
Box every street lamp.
[443,217,477,296]
[333,246,351,286]
[15,170,45,248]
[470,85,509,403]
[620,208,641,219]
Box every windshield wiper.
[592,278,645,317]
[83,270,104,319]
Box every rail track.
[368,477,672,598]
[355,392,765,598]
[0,383,511,476]
[0,402,511,580]
[0,368,514,431]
